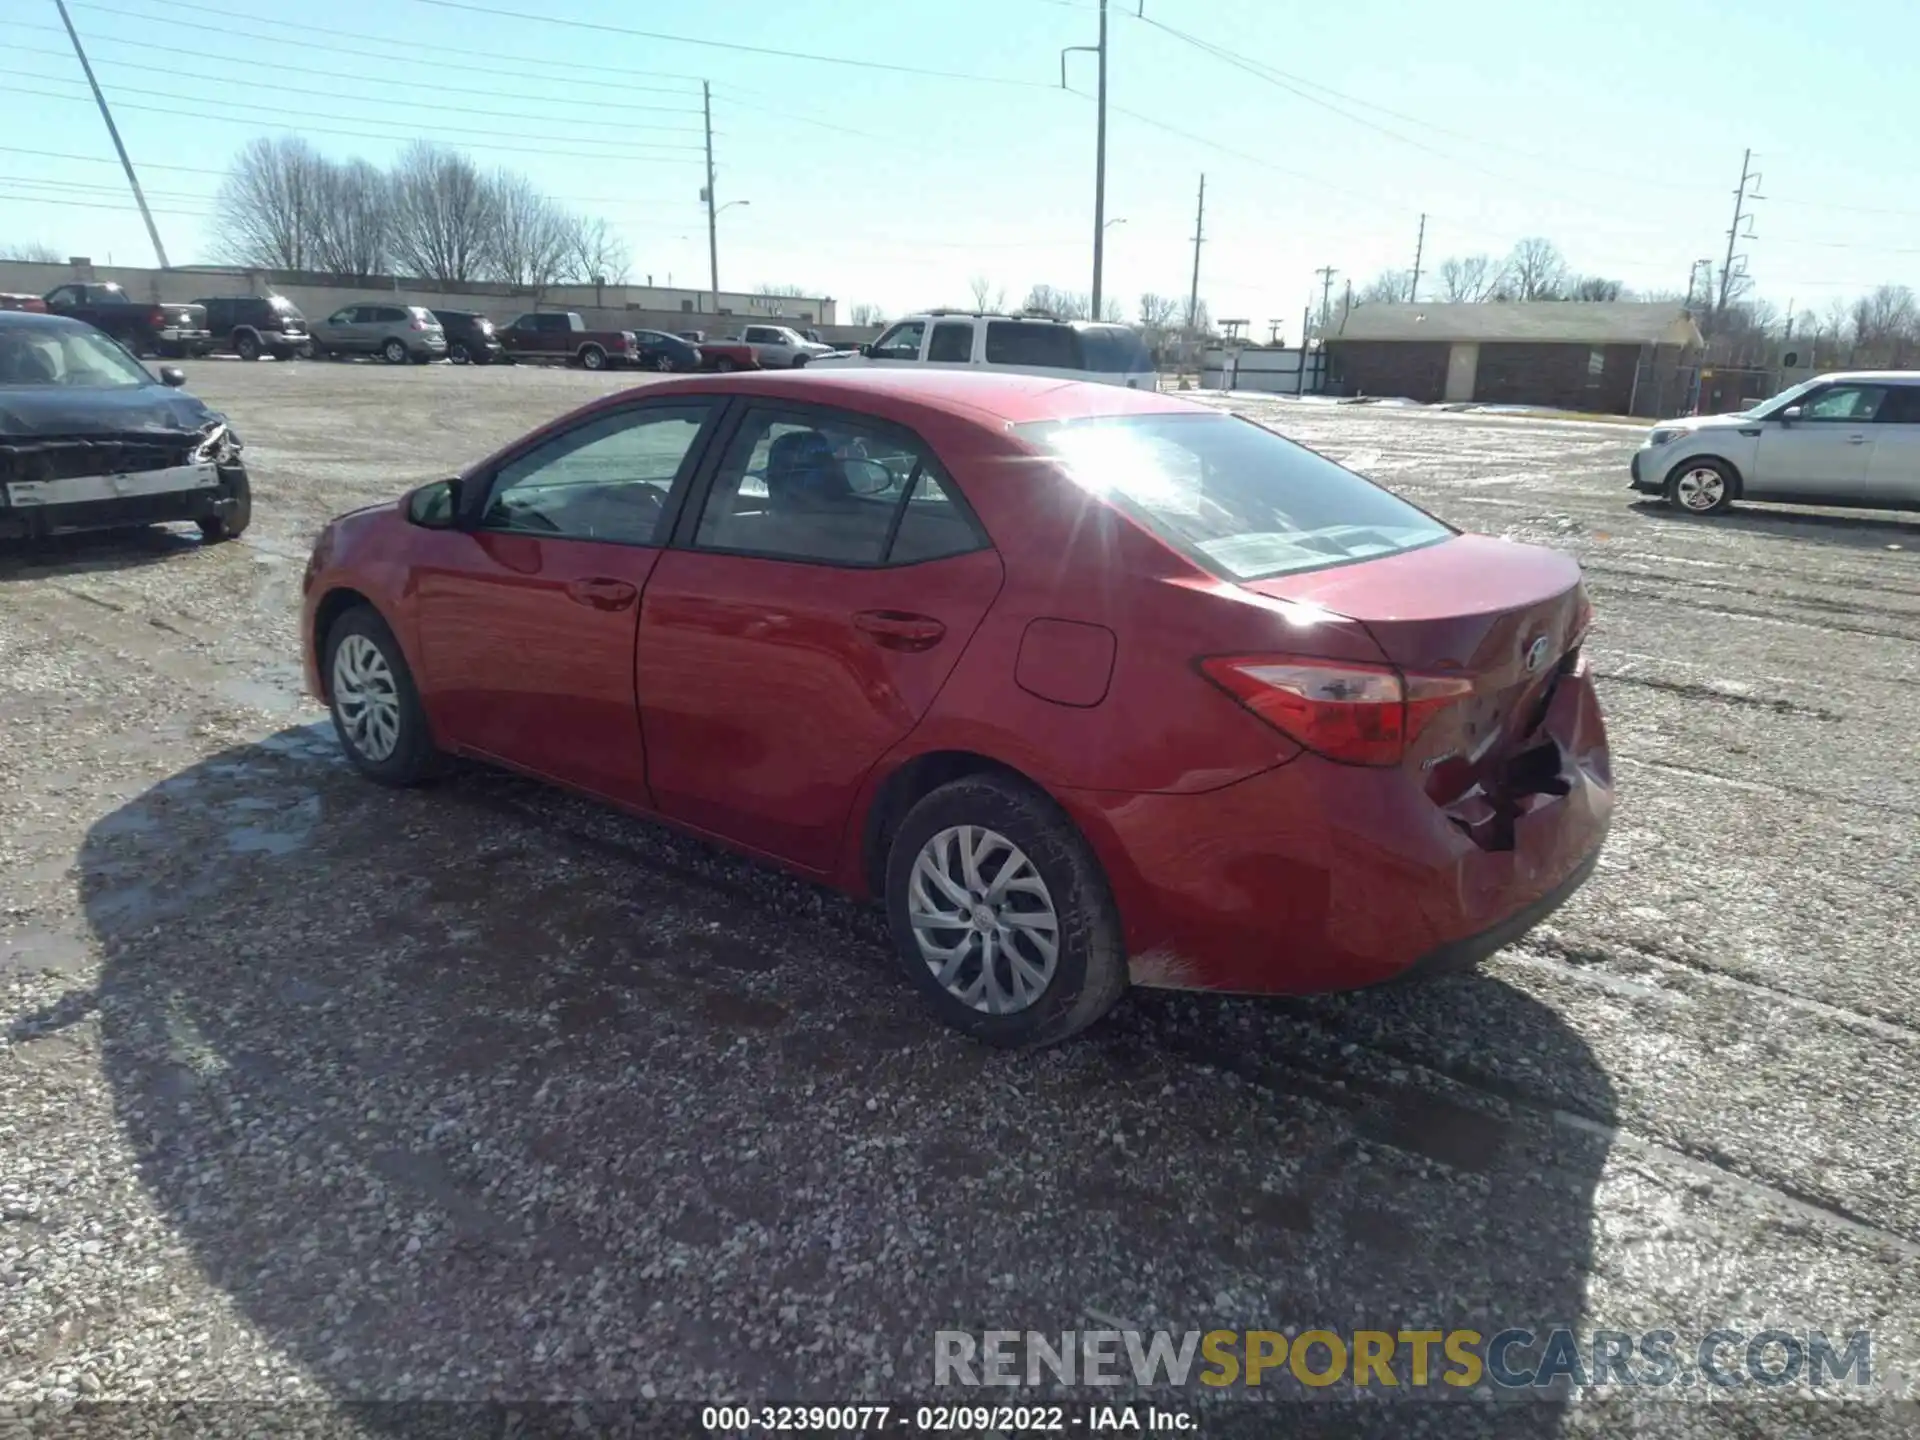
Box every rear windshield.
[408,306,436,321]
[270,296,299,313]
[1018,412,1452,581]
[985,321,1080,369]
[1076,324,1154,374]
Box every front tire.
[197,469,251,542]
[713,356,736,373]
[323,607,444,787]
[1666,457,1736,515]
[885,774,1127,1048]
[382,338,408,365]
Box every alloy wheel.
[907,825,1059,1014]
[1675,466,1726,512]
[332,634,402,762]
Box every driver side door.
[1751,383,1886,498]
[410,399,724,804]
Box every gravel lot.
[3,359,1919,1436]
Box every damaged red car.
[301,369,1611,1046]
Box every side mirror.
[858,343,872,357]
[843,458,895,496]
[1780,405,1802,425]
[406,477,464,529]
[158,366,186,387]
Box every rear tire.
[234,331,261,361]
[791,354,810,368]
[885,774,1127,1048]
[382,338,408,365]
[653,353,674,372]
[714,357,736,373]
[449,341,471,365]
[579,344,606,371]
[1665,457,1736,515]
[323,606,445,787]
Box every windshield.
[1019,412,1452,581]
[0,326,154,389]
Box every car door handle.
[565,577,638,611]
[853,610,946,650]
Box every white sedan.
[1630,371,1920,515]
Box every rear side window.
[1077,325,1153,373]
[1019,413,1451,581]
[927,321,974,363]
[985,321,1079,369]
[1877,386,1920,424]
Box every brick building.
[1323,302,1703,416]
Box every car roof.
[628,367,1196,426]
[1813,370,1920,385]
[0,310,88,333]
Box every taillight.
[1199,655,1474,767]
[409,317,426,330]
[147,305,167,326]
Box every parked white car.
[1631,371,1920,515]
[814,311,1159,390]
[733,324,836,369]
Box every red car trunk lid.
[1243,534,1587,796]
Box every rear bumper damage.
[0,424,246,538]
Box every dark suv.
[431,309,504,366]
[197,295,310,361]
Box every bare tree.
[1567,275,1624,302]
[1357,269,1413,304]
[214,135,326,270]
[1851,284,1919,366]
[307,158,390,277]
[559,216,629,285]
[388,142,494,284]
[1504,237,1569,301]
[0,239,63,263]
[482,171,570,287]
[1437,254,1503,303]
[755,282,807,298]
[968,276,1005,312]
[848,302,887,326]
[1139,293,1179,331]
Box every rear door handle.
[853,609,946,650]
[565,577,638,611]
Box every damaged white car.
[0,311,250,542]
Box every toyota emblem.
[1523,635,1551,673]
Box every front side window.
[1019,412,1451,582]
[481,403,712,545]
[985,321,1079,369]
[693,406,983,566]
[927,322,974,363]
[869,321,925,361]
[1799,385,1887,421]
[0,326,153,388]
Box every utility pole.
[1315,266,1337,335]
[1297,304,1311,395]
[54,0,168,268]
[1185,173,1206,333]
[1714,148,1762,327]
[1409,213,1427,303]
[702,81,720,316]
[1062,2,1110,319]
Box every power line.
[67,1,707,93]
[3,81,710,165]
[3,61,710,139]
[399,0,1056,86]
[0,143,220,174]
[0,27,710,119]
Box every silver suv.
[310,303,448,364]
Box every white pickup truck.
[731,324,837,369]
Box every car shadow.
[0,524,209,583]
[67,724,1617,1429]
[1627,498,1920,551]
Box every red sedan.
[301,370,1611,1047]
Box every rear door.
[1751,382,1886,498]
[1867,383,1920,506]
[410,399,724,802]
[636,401,1002,870]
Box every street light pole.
[703,80,719,316]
